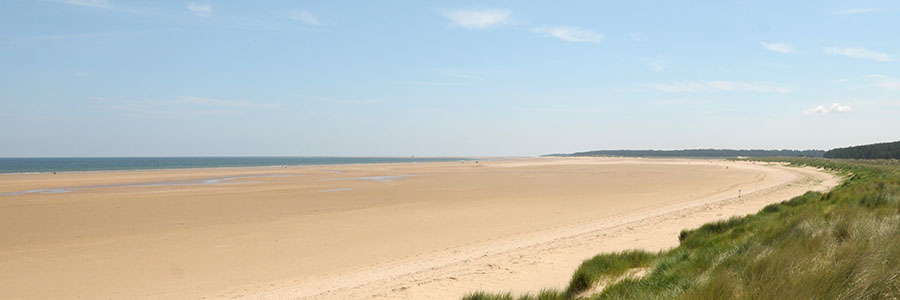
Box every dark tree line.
[548,149,825,158]
[824,141,900,159]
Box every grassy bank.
[464,158,900,300]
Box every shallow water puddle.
[0,174,295,196]
[342,174,417,182]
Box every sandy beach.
[0,157,838,299]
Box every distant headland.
[545,149,825,158]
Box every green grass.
[464,158,900,300]
[565,250,657,296]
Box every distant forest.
[548,149,825,158]
[824,141,900,159]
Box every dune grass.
[464,158,900,299]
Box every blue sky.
[1,0,899,157]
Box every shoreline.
[0,156,490,176]
[240,160,839,299]
[0,158,837,299]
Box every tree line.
[824,141,900,159]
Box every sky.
[1,0,899,157]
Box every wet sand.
[0,157,838,299]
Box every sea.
[0,157,471,174]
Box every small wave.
[344,174,417,182]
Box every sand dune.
[0,158,837,299]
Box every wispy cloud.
[435,69,486,82]
[303,95,378,105]
[533,27,603,43]
[629,33,647,42]
[866,74,900,91]
[289,10,320,26]
[644,81,791,93]
[824,46,893,62]
[177,96,280,109]
[650,98,713,106]
[640,58,667,72]
[441,9,510,29]
[836,8,879,15]
[760,42,796,54]
[804,103,852,115]
[26,29,168,41]
[186,3,212,17]
[91,96,281,116]
[57,0,110,8]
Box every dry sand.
[0,157,838,299]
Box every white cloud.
[804,105,828,114]
[289,10,319,26]
[644,81,791,93]
[761,42,796,54]
[804,103,852,115]
[186,3,212,17]
[533,27,603,43]
[836,8,879,15]
[832,103,852,112]
[58,0,110,8]
[441,9,510,29]
[824,46,893,62]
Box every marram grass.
[465,158,900,300]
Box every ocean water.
[0,157,469,174]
